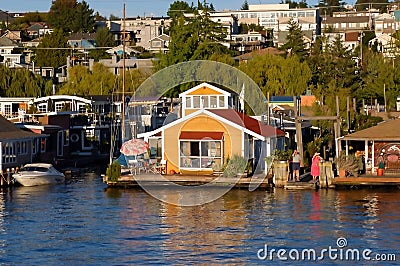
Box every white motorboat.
[13,163,65,186]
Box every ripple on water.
[0,179,399,264]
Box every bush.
[223,154,247,177]
[334,152,360,177]
[106,161,121,182]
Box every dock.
[104,173,273,190]
[284,181,319,190]
[333,176,400,187]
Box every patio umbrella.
[120,138,149,156]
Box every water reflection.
[1,179,399,265]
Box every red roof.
[179,131,224,140]
[207,109,285,138]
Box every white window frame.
[179,139,223,170]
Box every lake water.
[0,174,399,265]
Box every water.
[0,174,399,265]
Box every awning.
[179,131,223,140]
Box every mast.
[121,2,126,143]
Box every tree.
[48,0,95,33]
[167,1,194,20]
[282,0,308,8]
[238,53,312,96]
[34,29,70,68]
[155,3,228,70]
[308,34,359,104]
[89,26,114,61]
[280,18,308,61]
[241,0,249,10]
[317,0,346,16]
[355,0,388,12]
[0,66,46,97]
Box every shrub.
[223,154,247,177]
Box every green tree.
[282,0,308,8]
[89,26,114,61]
[317,0,346,16]
[34,29,70,68]
[156,4,228,70]
[167,1,194,19]
[280,18,308,61]
[0,66,46,97]
[238,53,312,96]
[355,0,388,12]
[48,0,95,33]
[241,0,249,10]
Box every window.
[210,96,217,108]
[38,103,47,113]
[64,130,69,146]
[218,96,225,108]
[180,140,222,169]
[55,102,64,112]
[185,96,192,108]
[2,142,16,163]
[78,104,86,113]
[41,138,46,153]
[4,104,11,115]
[193,96,200,108]
[17,141,28,155]
[57,132,63,156]
[152,40,162,47]
[201,96,209,108]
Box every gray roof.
[0,115,41,140]
[342,118,400,141]
[0,35,21,47]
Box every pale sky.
[1,0,322,18]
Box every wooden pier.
[333,176,400,188]
[104,173,273,190]
[284,181,319,190]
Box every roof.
[0,35,21,47]
[324,16,369,23]
[0,115,42,140]
[139,108,285,140]
[106,44,141,55]
[68,33,96,41]
[345,32,359,42]
[208,109,285,138]
[342,119,400,141]
[179,82,231,97]
[149,34,170,42]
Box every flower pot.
[377,168,384,176]
[338,169,346,177]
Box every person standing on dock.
[292,150,301,182]
[311,152,322,182]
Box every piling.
[273,161,289,188]
[319,161,335,188]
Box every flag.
[239,83,245,112]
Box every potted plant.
[377,161,385,176]
[273,149,292,162]
[334,152,360,177]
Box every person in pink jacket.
[311,152,322,182]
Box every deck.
[333,175,400,187]
[104,173,273,190]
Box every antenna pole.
[121,3,126,142]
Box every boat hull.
[14,174,65,186]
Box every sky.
[1,0,321,18]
